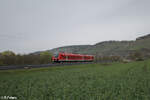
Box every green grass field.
[0,60,150,100]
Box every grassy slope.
[0,60,150,100]
[82,38,150,55]
[131,38,150,50]
[48,36,150,56]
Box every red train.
[52,52,94,62]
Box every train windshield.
[54,53,59,58]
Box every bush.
[128,51,144,61]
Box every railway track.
[0,62,94,70]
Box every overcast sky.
[0,0,150,54]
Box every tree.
[40,51,52,64]
[0,53,4,65]
[1,50,15,56]
[0,51,16,65]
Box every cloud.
[0,0,150,53]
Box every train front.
[52,53,59,62]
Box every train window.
[68,56,74,59]
[61,55,66,59]
[68,56,71,59]
[54,54,59,58]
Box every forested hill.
[43,34,150,57]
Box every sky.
[0,0,150,54]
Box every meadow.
[0,60,150,100]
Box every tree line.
[0,50,149,66]
[0,51,52,66]
[94,51,150,63]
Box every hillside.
[40,34,150,57]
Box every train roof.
[59,52,93,56]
